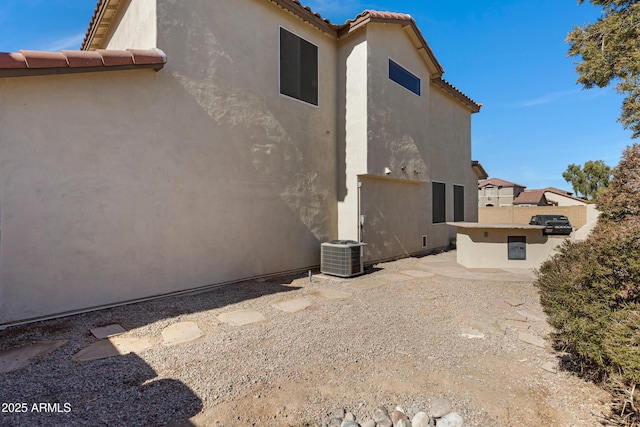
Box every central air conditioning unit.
[320,240,366,278]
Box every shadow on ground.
[0,276,303,426]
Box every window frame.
[432,181,446,224]
[279,26,319,107]
[388,58,421,96]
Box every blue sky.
[0,0,633,192]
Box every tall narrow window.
[389,59,421,96]
[280,27,318,106]
[454,185,465,222]
[432,182,446,224]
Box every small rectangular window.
[280,27,318,106]
[432,182,446,224]
[508,236,526,260]
[454,185,465,222]
[389,59,421,96]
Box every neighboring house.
[0,0,481,325]
[513,187,587,206]
[478,178,526,207]
[512,190,549,206]
[541,187,587,206]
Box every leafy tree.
[567,0,640,137]
[562,163,586,196]
[562,160,611,200]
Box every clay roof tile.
[0,52,26,69]
[61,50,103,68]
[97,49,134,66]
[20,50,68,68]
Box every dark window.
[389,59,421,96]
[432,182,446,224]
[280,27,318,106]
[454,185,465,222]
[508,236,527,260]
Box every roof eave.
[268,0,336,36]
[431,77,481,113]
[0,62,164,79]
[337,13,444,78]
[82,0,126,51]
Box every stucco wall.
[337,30,368,242]
[358,176,429,262]
[105,0,157,49]
[0,0,338,324]
[456,227,566,269]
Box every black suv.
[529,214,573,235]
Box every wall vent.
[320,240,366,277]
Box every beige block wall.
[0,0,338,324]
[479,205,588,229]
[456,228,566,269]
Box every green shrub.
[536,144,640,415]
[537,227,640,383]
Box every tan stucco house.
[0,0,481,325]
[478,178,526,207]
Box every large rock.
[373,406,393,427]
[435,412,464,427]
[430,398,452,418]
[411,411,431,427]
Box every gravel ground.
[0,251,612,426]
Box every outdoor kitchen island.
[449,222,573,269]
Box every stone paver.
[162,321,203,346]
[504,319,530,330]
[460,326,485,339]
[270,297,313,313]
[541,361,558,373]
[518,332,546,348]
[469,319,506,335]
[516,308,546,322]
[504,298,525,307]
[348,281,386,291]
[90,324,126,339]
[488,299,513,311]
[73,337,153,362]
[376,273,413,282]
[401,270,436,278]
[308,288,353,300]
[217,309,267,326]
[0,340,67,373]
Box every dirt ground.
[0,251,612,426]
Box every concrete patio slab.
[308,288,352,300]
[72,337,153,362]
[90,324,126,339]
[0,340,67,373]
[162,322,203,346]
[270,298,313,313]
[217,309,266,326]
